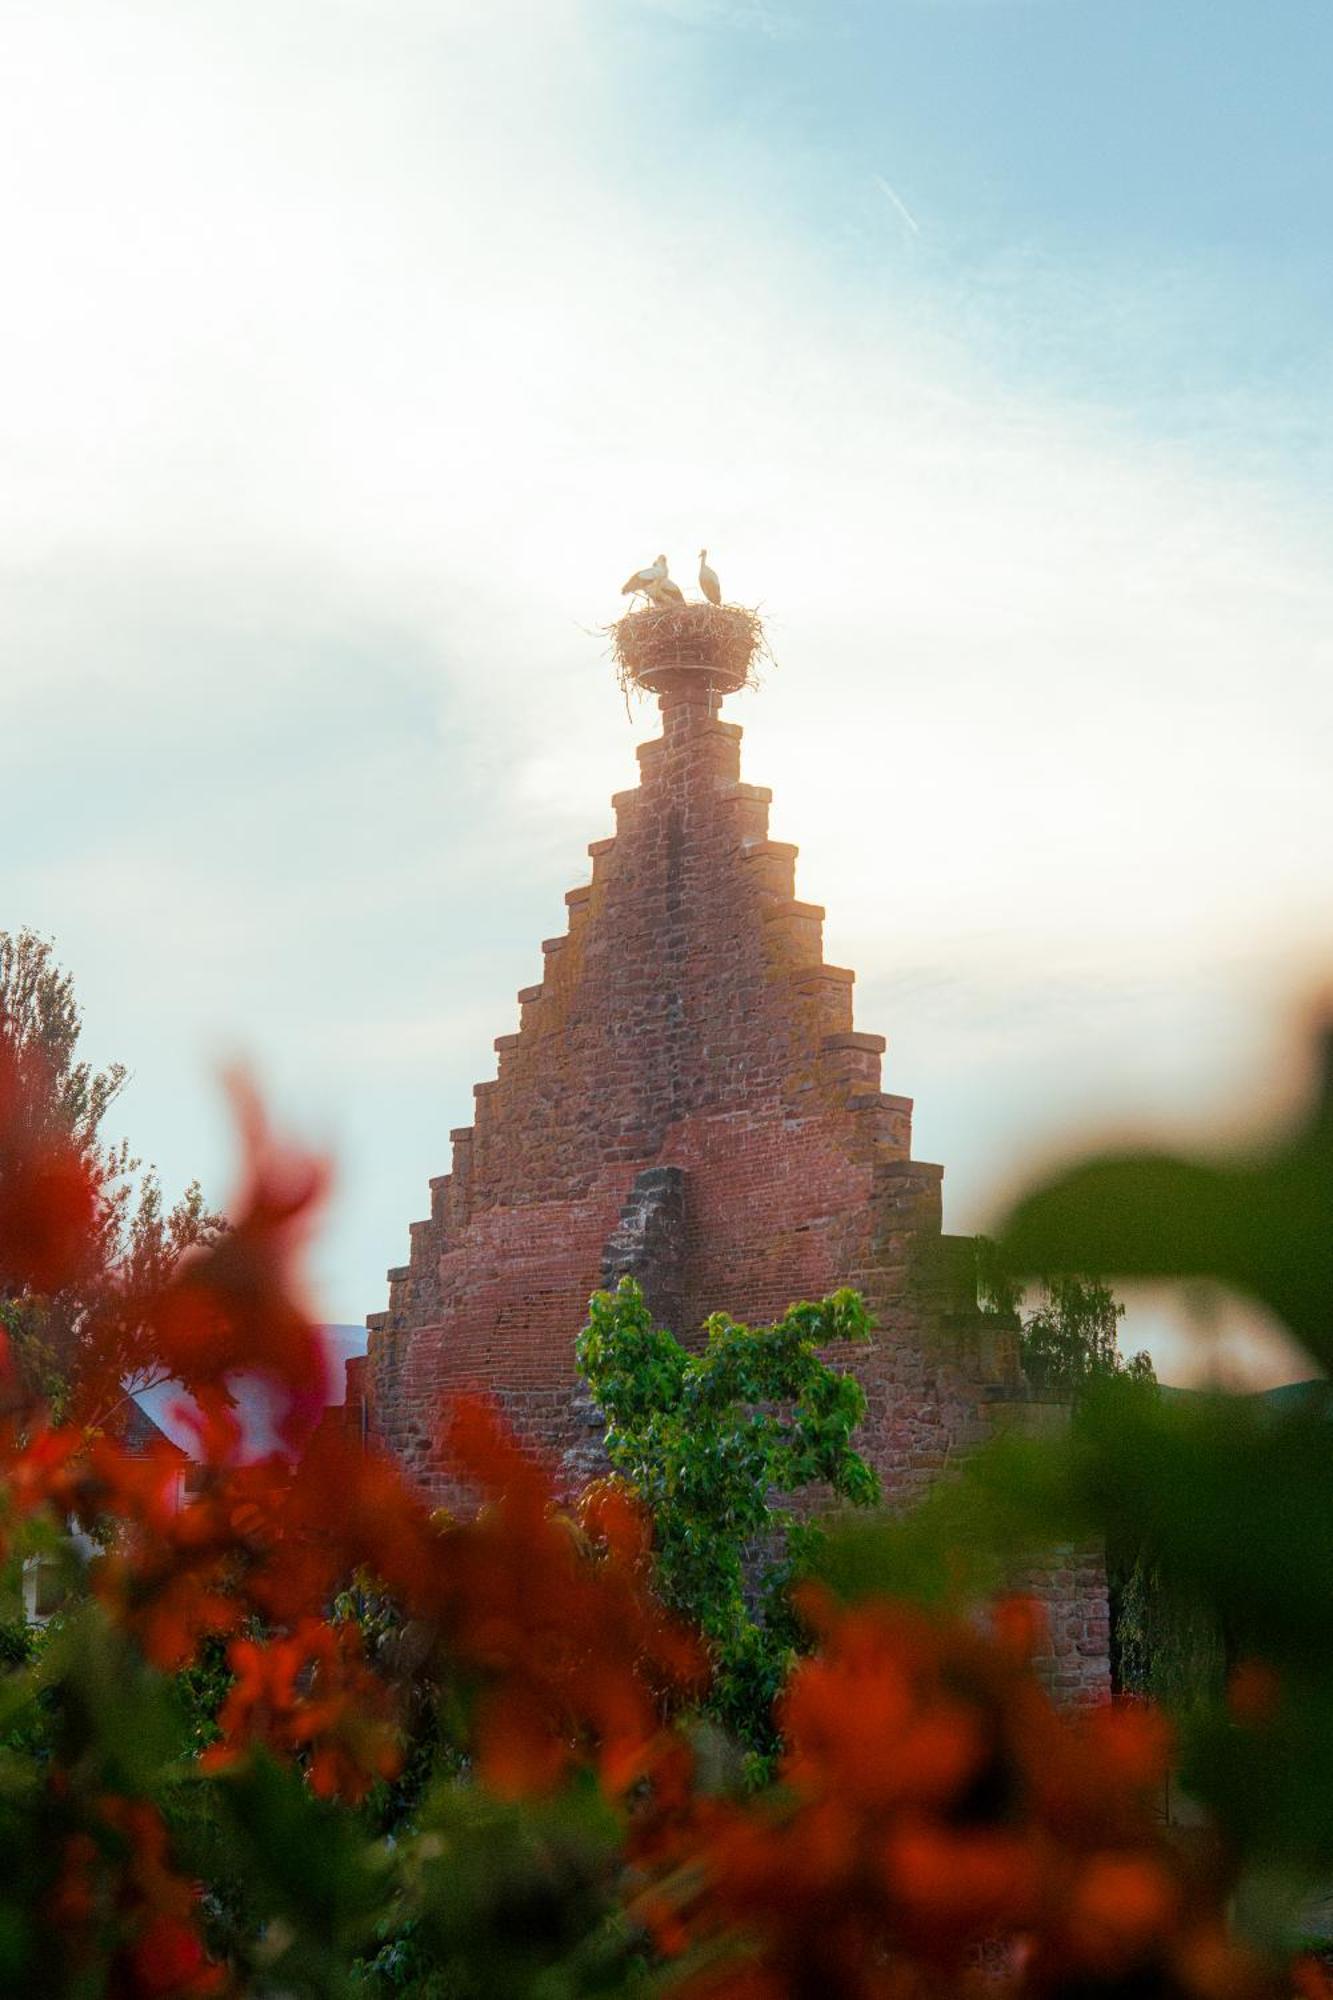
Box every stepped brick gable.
[367,668,1109,1700]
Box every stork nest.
[607,601,769,700]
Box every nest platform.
[610,602,766,700]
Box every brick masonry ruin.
[362,670,1110,1700]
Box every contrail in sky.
[873,173,920,235]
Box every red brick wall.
[365,676,1109,1700]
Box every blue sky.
[3,0,1331,1385]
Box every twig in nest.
[603,602,771,702]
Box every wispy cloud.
[873,173,921,235]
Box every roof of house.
[114,1397,191,1460]
[133,1325,368,1462]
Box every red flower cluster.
[633,1589,1268,2000]
[2,1056,700,1796]
[203,1616,401,1803]
[139,1078,331,1451]
[0,1047,1310,1997]
[0,1027,101,1301]
[0,1056,709,1991]
[428,1397,702,1798]
[48,1795,225,1998]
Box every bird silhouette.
[698,548,721,605]
[620,554,667,600]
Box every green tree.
[0,928,219,1420]
[976,1241,1194,1705]
[1018,1272,1156,1397]
[976,1238,1151,1399]
[576,1278,878,1761]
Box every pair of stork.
[621,549,722,609]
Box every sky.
[3,0,1331,1388]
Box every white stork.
[621,553,667,600]
[650,572,686,608]
[698,548,721,606]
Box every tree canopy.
[576,1278,878,1758]
[0,928,219,1420]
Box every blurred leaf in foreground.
[1000,1022,1333,1372]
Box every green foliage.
[999,1023,1333,1371]
[331,1579,465,1836]
[1014,1276,1176,1704]
[173,1632,234,1756]
[976,1237,1152,1399]
[203,1755,391,1996]
[577,1278,878,1757]
[980,1250,1174,1703]
[814,1424,1073,1613]
[0,927,129,1152]
[1018,1272,1155,1397]
[0,928,222,1417]
[370,1782,640,2000]
[1110,1541,1226,1717]
[819,1025,1333,1956]
[0,1619,34,1672]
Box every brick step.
[790,962,855,1035]
[874,1156,943,1187]
[492,1030,522,1079]
[819,1029,886,1096]
[846,1090,915,1157]
[760,898,824,966]
[444,1131,473,1226]
[716,778,771,841]
[740,838,798,899]
[516,983,543,1026]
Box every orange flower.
[123,1912,226,1997]
[634,1588,1271,2000]
[781,1603,988,1813]
[1228,1659,1284,1729]
[144,1078,330,1452]
[991,1594,1049,1663]
[1079,1698,1174,1794]
[577,1474,654,1566]
[1062,1851,1180,1969]
[0,1030,101,1296]
[884,1823,1042,1936]
[417,1394,702,1799]
[205,1618,401,1804]
[45,1795,225,1998]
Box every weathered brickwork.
[364,675,1110,1700]
[600,1166,687,1333]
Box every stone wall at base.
[363,675,1111,1702]
[1036,1550,1114,1703]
